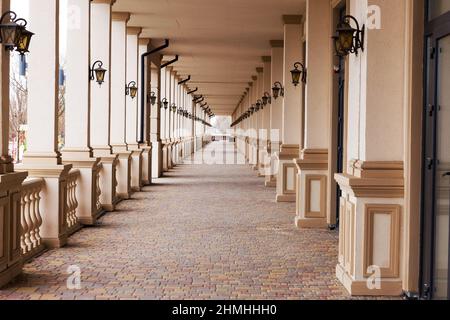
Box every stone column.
[255,67,264,174]
[110,12,132,199]
[0,0,27,288]
[294,0,331,229]
[266,40,284,187]
[138,38,152,185]
[90,0,118,211]
[334,0,407,296]
[275,15,303,202]
[126,27,143,191]
[161,66,168,172]
[150,59,163,178]
[18,0,72,247]
[260,56,272,178]
[62,0,102,225]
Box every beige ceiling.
[113,0,306,115]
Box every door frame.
[420,5,450,300]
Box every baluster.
[28,187,38,249]
[23,191,33,252]
[34,185,43,247]
[20,190,28,254]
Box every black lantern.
[171,103,177,113]
[15,20,34,55]
[161,98,169,109]
[262,92,271,106]
[256,99,264,110]
[272,81,284,100]
[0,11,21,49]
[291,62,307,86]
[148,91,157,106]
[90,60,107,85]
[333,15,365,57]
[250,106,255,115]
[125,81,138,99]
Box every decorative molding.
[305,175,327,219]
[282,163,297,194]
[282,15,303,25]
[270,40,284,48]
[112,12,130,22]
[364,204,401,278]
[127,27,142,36]
[334,173,404,198]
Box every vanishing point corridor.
[0,142,348,300]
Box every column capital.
[112,12,130,22]
[127,26,142,36]
[139,38,151,46]
[261,56,271,62]
[248,82,253,87]
[251,76,257,81]
[282,15,303,25]
[256,67,263,74]
[270,40,284,48]
[92,0,116,5]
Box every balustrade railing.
[20,178,45,261]
[66,169,81,235]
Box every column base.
[295,216,328,229]
[129,149,143,192]
[336,263,403,296]
[151,141,163,179]
[265,178,276,188]
[335,160,405,297]
[294,149,329,229]
[275,144,299,203]
[0,261,22,288]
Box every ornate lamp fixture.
[125,81,138,99]
[90,60,107,86]
[272,81,284,100]
[0,11,34,54]
[161,98,169,110]
[148,91,157,106]
[291,62,307,86]
[256,99,264,110]
[332,15,365,57]
[262,92,271,106]
[171,103,177,113]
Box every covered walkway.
[0,142,348,300]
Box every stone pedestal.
[152,141,163,179]
[294,149,329,228]
[129,149,143,192]
[335,161,404,296]
[275,145,299,202]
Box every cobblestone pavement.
[0,142,387,300]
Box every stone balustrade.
[20,178,45,262]
[66,169,81,236]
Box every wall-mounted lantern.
[332,15,365,57]
[125,81,138,99]
[171,103,177,113]
[291,62,307,86]
[272,81,284,100]
[256,99,264,110]
[90,60,107,86]
[161,98,169,109]
[148,91,157,106]
[0,11,34,54]
[262,92,271,106]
